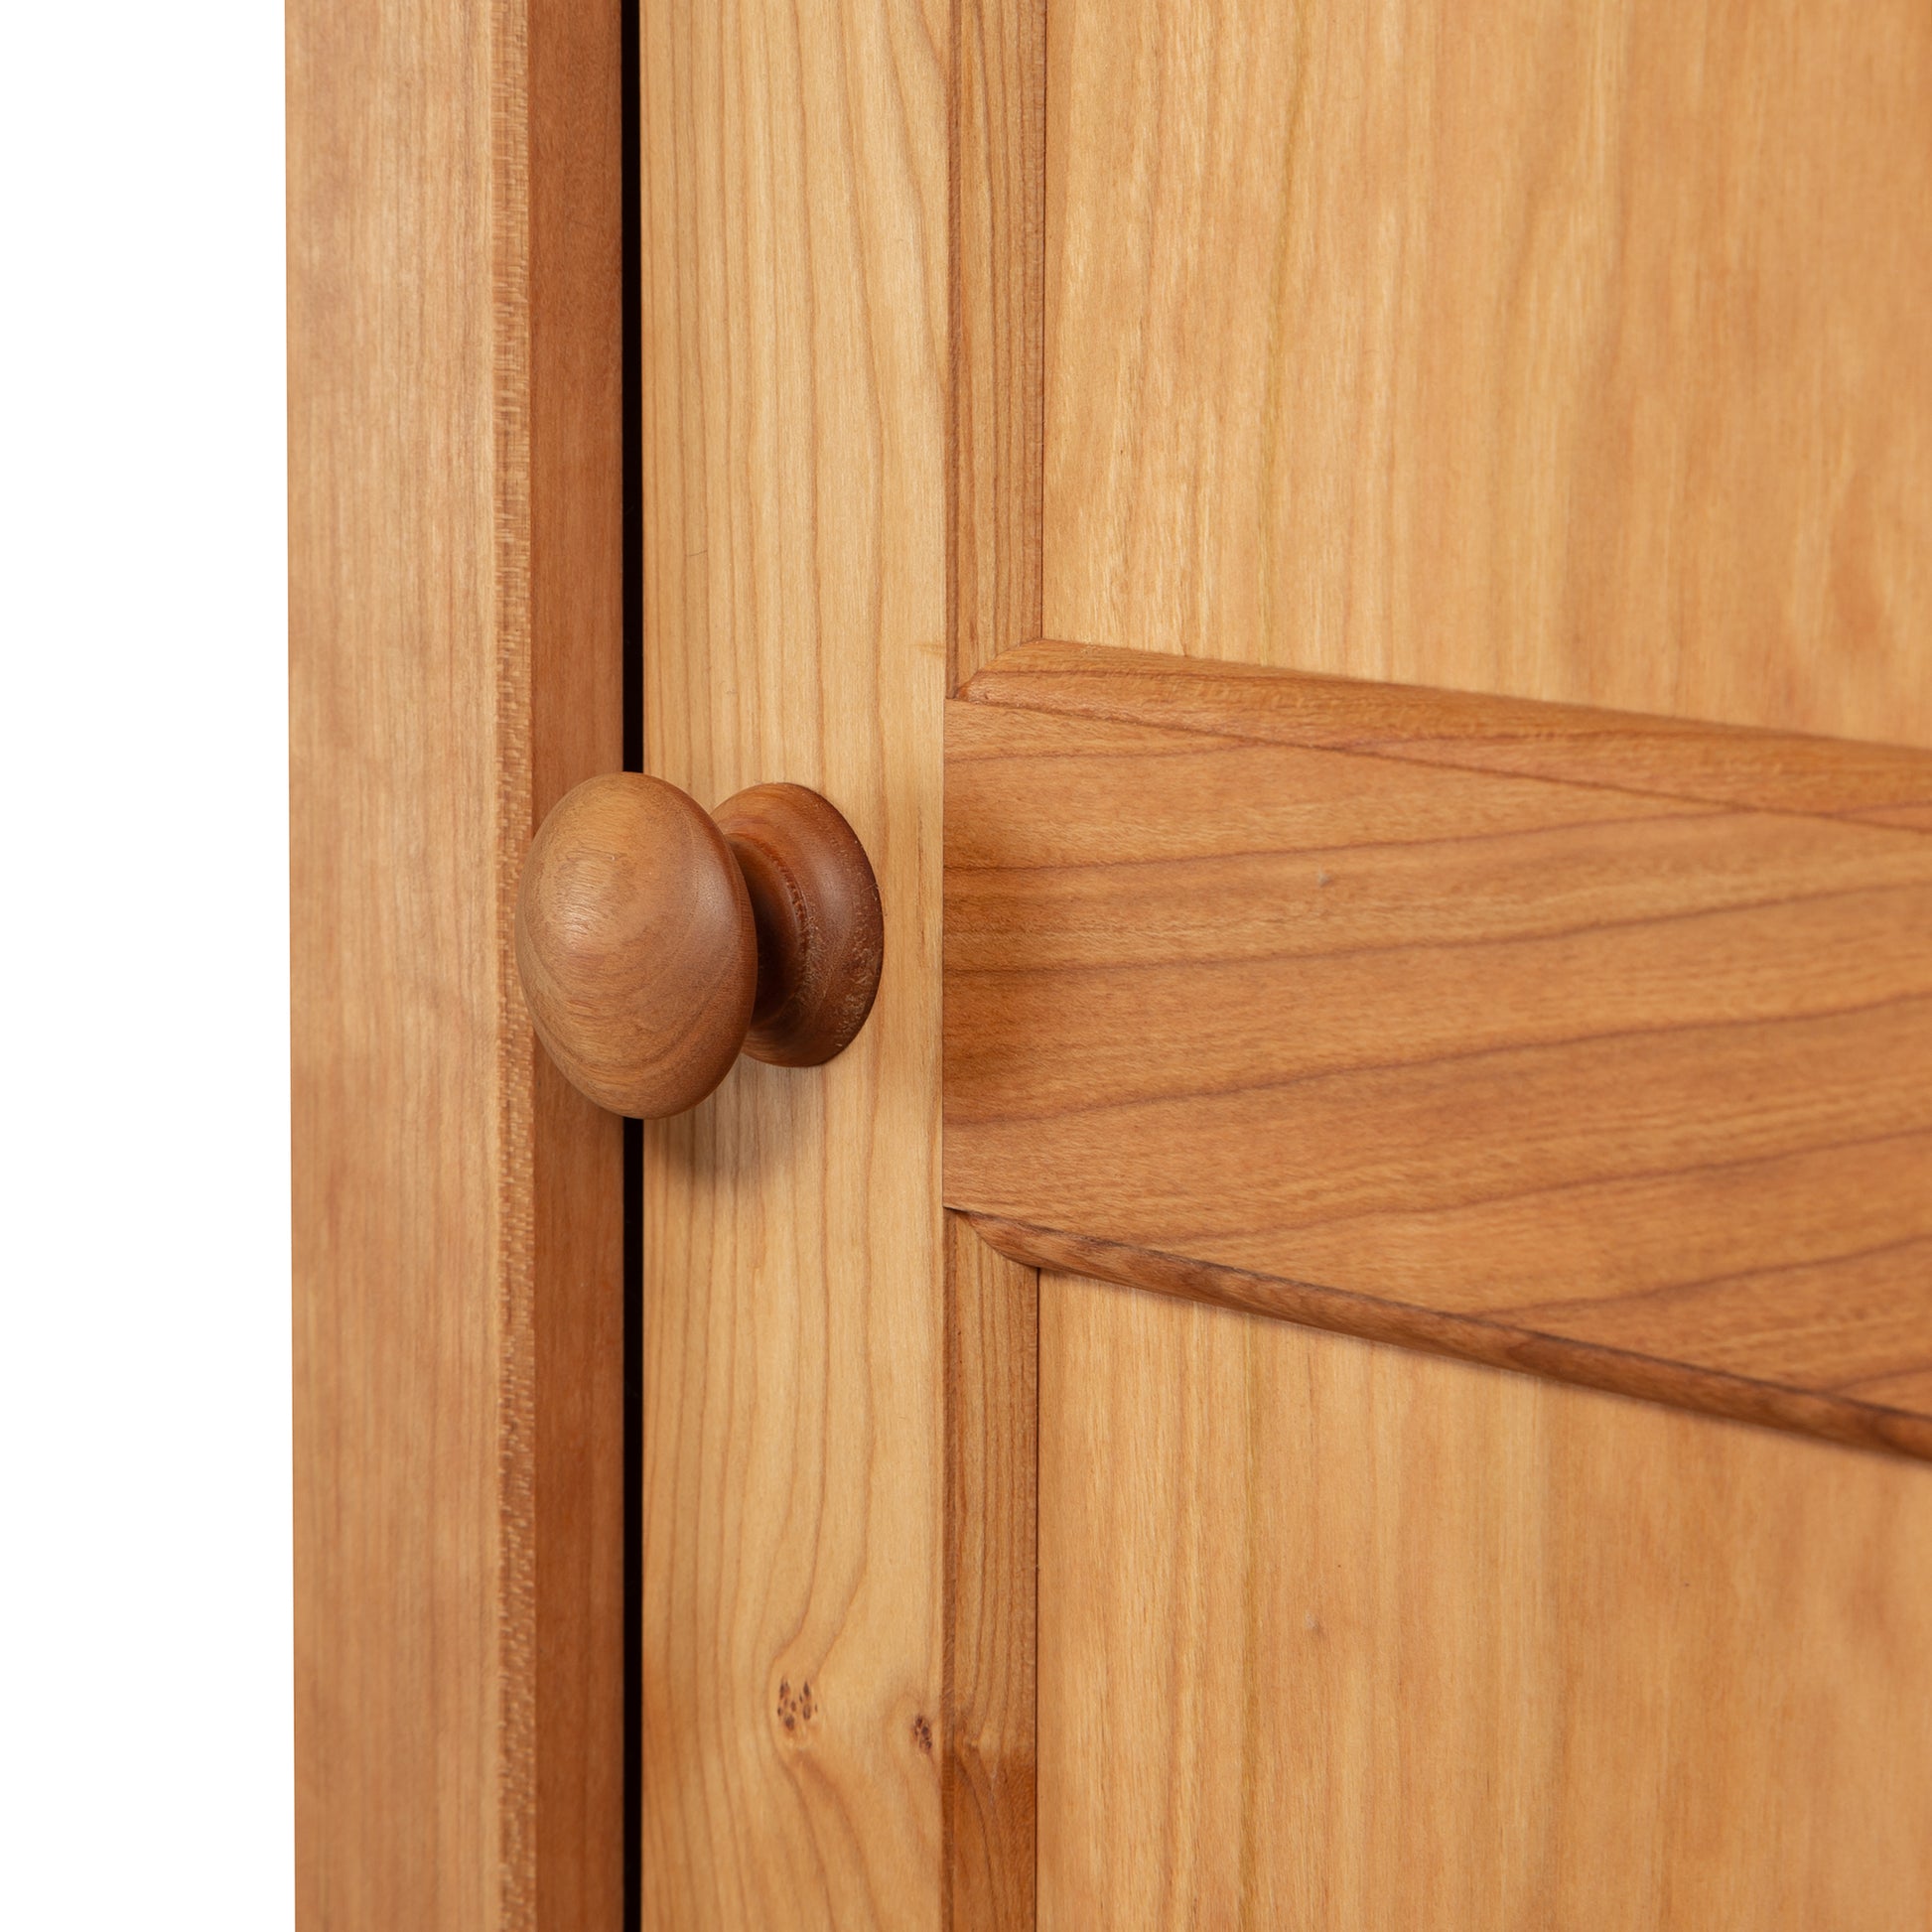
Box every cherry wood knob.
[515,775,884,1118]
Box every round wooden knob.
[514,774,884,1118]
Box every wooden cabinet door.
[636,0,1932,1925]
[292,0,1932,1925]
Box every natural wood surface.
[1043,0,1932,748]
[1030,6,1932,1918]
[977,1210,1932,1457]
[948,1,1045,1923]
[952,0,1044,694]
[716,783,887,1070]
[944,1217,1038,1932]
[517,774,756,1118]
[525,2,626,1913]
[945,664,1932,1456]
[636,0,950,1924]
[970,641,1932,828]
[289,0,622,1923]
[1038,1277,1932,1930]
[515,776,885,1117]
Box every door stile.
[635,2,954,1924]
[946,0,1046,1924]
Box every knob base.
[714,783,885,1068]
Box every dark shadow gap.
[621,0,643,1922]
[621,1109,642,1931]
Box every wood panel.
[1043,0,1932,748]
[636,0,950,1925]
[1033,2,1932,1917]
[289,0,623,1923]
[1038,1276,1932,1931]
[949,1,1045,1922]
[946,658,1932,1456]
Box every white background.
[0,5,292,1925]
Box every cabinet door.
[630,0,1932,1927]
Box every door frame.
[289,0,627,1923]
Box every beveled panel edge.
[962,641,1932,828]
[963,1213,1932,1462]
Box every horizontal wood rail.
[944,643,1932,1457]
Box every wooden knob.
[514,774,884,1118]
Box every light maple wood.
[289,0,622,1923]
[947,1,1046,1922]
[945,652,1932,1456]
[1043,0,1932,748]
[615,0,1932,1916]
[635,0,950,1924]
[1038,1277,1932,1930]
[631,0,1042,1916]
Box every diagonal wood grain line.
[969,1214,1932,1461]
[963,642,1932,829]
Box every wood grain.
[948,0,1045,1923]
[1042,0,1932,748]
[969,641,1932,828]
[945,666,1932,1455]
[944,1216,1037,1932]
[527,6,627,1912]
[289,0,623,1921]
[952,0,1044,693]
[1031,6,1932,1916]
[636,0,950,1923]
[1038,1276,1932,1931]
[515,775,885,1117]
[517,774,757,1119]
[717,783,888,1071]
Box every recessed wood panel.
[1038,1276,1932,1930]
[1044,0,1932,746]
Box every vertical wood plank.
[951,0,1045,692]
[289,0,623,1919]
[944,1219,1037,1930]
[636,1,951,1924]
[948,1,1044,1926]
